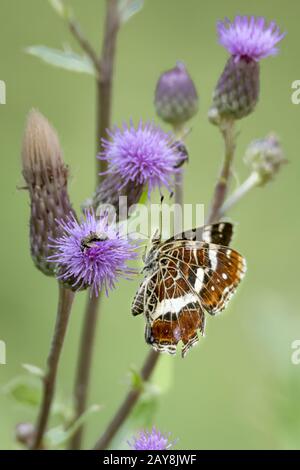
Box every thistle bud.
[21,110,75,276]
[15,422,35,448]
[209,57,259,121]
[154,62,199,126]
[244,134,287,185]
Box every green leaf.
[48,0,71,19]
[22,363,44,379]
[118,0,144,24]
[51,400,73,422]
[130,392,158,426]
[45,404,102,448]
[129,367,144,391]
[49,0,65,17]
[3,377,41,408]
[45,425,67,448]
[25,46,95,75]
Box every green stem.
[31,284,74,450]
[206,119,236,224]
[96,0,119,180]
[220,171,260,217]
[173,124,185,209]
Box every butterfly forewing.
[165,222,233,245]
[161,241,246,315]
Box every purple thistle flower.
[209,16,285,121]
[100,121,181,196]
[129,427,176,451]
[217,16,285,62]
[49,211,138,296]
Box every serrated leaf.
[118,0,144,24]
[3,378,41,408]
[22,363,44,378]
[25,46,95,75]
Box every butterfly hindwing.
[143,264,206,357]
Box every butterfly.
[131,222,246,357]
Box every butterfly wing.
[132,222,245,357]
[164,222,234,245]
[131,273,159,321]
[161,241,246,315]
[144,260,205,357]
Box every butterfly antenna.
[159,195,165,235]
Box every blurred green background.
[1,0,300,450]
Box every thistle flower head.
[49,211,138,296]
[21,109,74,276]
[100,121,181,196]
[129,427,176,451]
[154,62,199,125]
[218,16,285,62]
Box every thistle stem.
[173,124,185,209]
[174,172,184,207]
[219,171,260,217]
[92,350,160,450]
[31,284,74,450]
[69,0,120,450]
[206,119,236,224]
[96,0,119,177]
